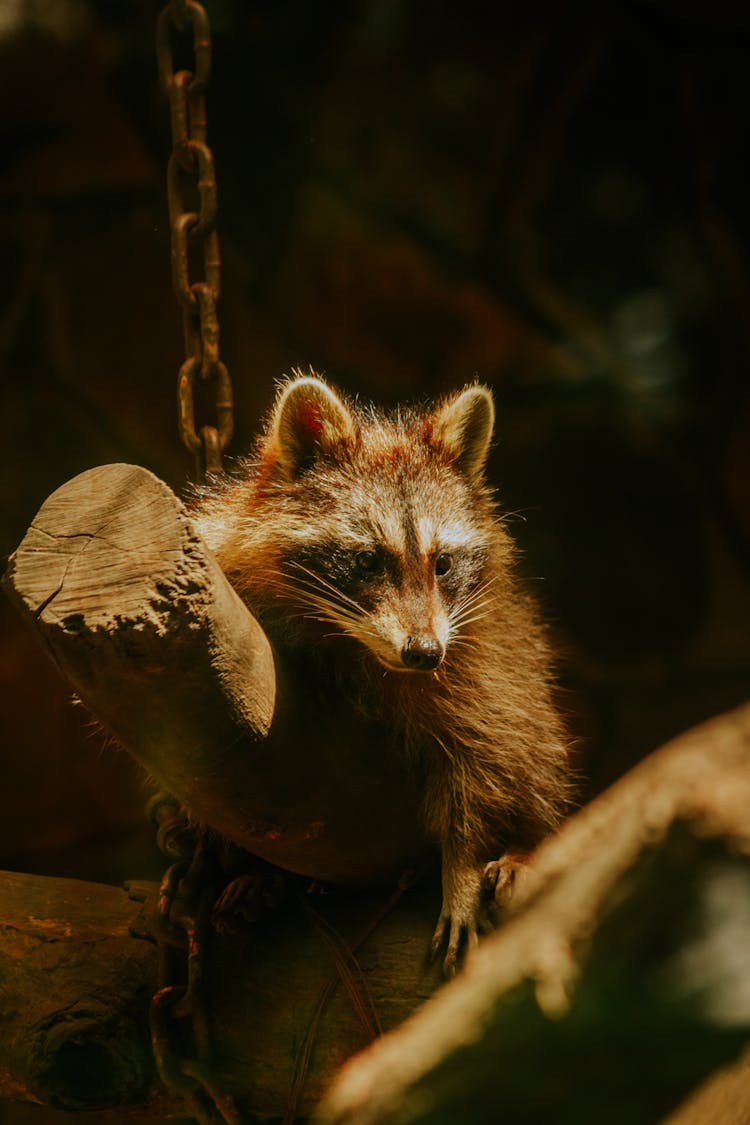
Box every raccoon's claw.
[431,893,493,977]
[431,911,481,977]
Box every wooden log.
[0,869,442,1117]
[0,872,160,1112]
[317,702,750,1125]
[3,463,427,887]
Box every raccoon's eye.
[435,552,453,577]
[355,550,384,576]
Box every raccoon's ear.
[430,385,495,478]
[268,375,357,479]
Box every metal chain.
[153,7,237,1108]
[147,795,243,1124]
[157,0,233,480]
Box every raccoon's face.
[262,376,499,673]
[283,474,494,672]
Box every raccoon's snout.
[401,635,444,671]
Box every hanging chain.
[147,795,243,1124]
[153,7,237,1109]
[156,0,233,480]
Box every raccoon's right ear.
[267,375,357,479]
[430,384,495,479]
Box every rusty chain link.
[147,794,242,1124]
[157,0,233,480]
[153,5,238,1105]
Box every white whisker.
[287,562,365,615]
[451,608,495,630]
[449,581,498,634]
[449,599,496,628]
[450,577,497,615]
[263,570,366,631]
[447,636,480,652]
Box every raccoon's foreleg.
[431,849,532,975]
[430,850,495,976]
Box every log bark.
[317,702,750,1125]
[3,463,427,887]
[0,869,442,1117]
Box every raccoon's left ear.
[430,385,495,478]
[267,375,357,479]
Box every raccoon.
[195,374,570,972]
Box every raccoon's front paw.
[430,868,494,977]
[211,870,286,935]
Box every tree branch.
[318,703,750,1125]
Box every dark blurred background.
[1,0,749,935]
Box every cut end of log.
[4,463,209,636]
[3,463,281,850]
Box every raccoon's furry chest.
[269,630,440,756]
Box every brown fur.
[194,373,571,971]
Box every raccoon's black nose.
[401,635,444,671]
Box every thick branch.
[318,703,750,1125]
